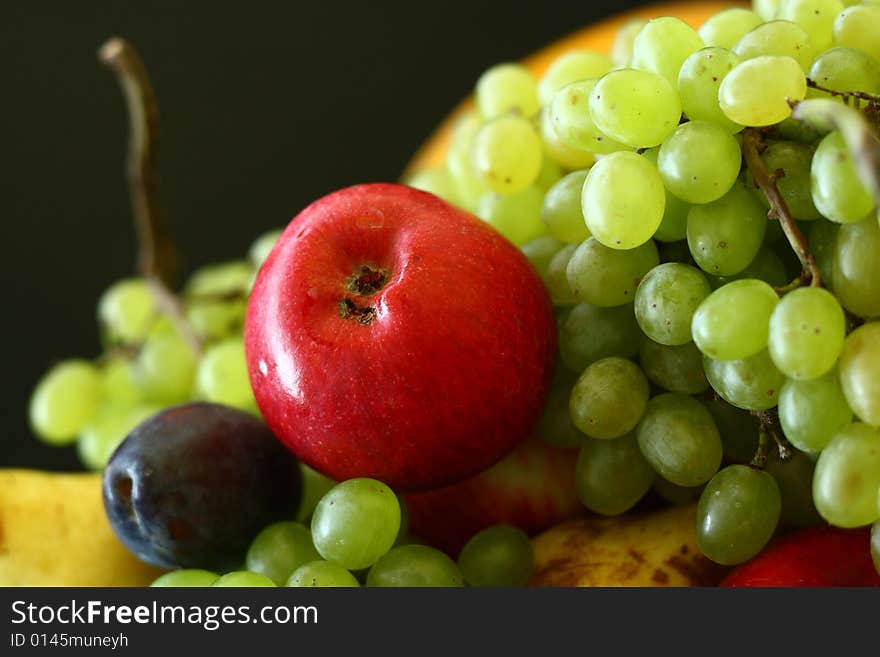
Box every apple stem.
[99,37,203,356]
[741,128,821,290]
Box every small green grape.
[541,170,591,244]
[213,571,276,587]
[635,262,711,346]
[558,303,643,372]
[246,521,321,586]
[697,465,781,565]
[569,357,650,439]
[477,186,545,246]
[566,237,659,307]
[476,63,539,120]
[576,432,655,515]
[151,569,219,587]
[471,115,543,194]
[29,360,103,445]
[457,525,534,587]
[286,560,360,587]
[838,322,880,427]
[366,545,464,587]
[639,339,709,395]
[812,423,880,527]
[778,369,853,452]
[704,350,786,411]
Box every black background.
[2,0,660,470]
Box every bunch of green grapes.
[29,228,284,470]
[152,473,534,588]
[407,0,880,571]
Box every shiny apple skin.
[245,183,557,492]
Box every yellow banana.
[530,503,729,586]
[0,470,163,586]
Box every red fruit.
[721,525,880,587]
[404,436,581,555]
[245,183,557,492]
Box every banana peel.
[530,503,728,586]
[0,469,163,586]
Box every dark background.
[1,0,655,470]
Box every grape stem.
[805,79,880,107]
[741,128,821,290]
[99,37,203,356]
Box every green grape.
[808,219,839,286]
[582,151,665,249]
[713,247,789,289]
[779,369,853,452]
[631,16,705,85]
[286,560,360,587]
[475,63,539,120]
[753,0,783,20]
[566,238,659,307]
[541,171,590,243]
[839,322,880,426]
[642,147,690,243]
[406,167,461,206]
[697,464,782,565]
[832,217,880,318]
[538,50,613,105]
[536,368,586,448]
[184,260,252,340]
[611,18,647,67]
[559,303,643,372]
[100,357,141,406]
[751,140,821,220]
[768,287,845,380]
[195,338,255,411]
[635,262,711,346]
[765,450,824,528]
[698,8,763,49]
[550,80,628,154]
[569,357,650,439]
[311,478,400,570]
[78,403,158,470]
[457,525,534,587]
[808,47,880,98]
[703,397,760,463]
[691,279,779,360]
[833,5,880,61]
[248,229,283,268]
[535,156,564,192]
[97,278,157,345]
[545,243,579,306]
[653,476,704,505]
[576,432,655,515]
[677,47,743,133]
[777,0,844,53]
[477,186,545,246]
[636,393,723,487]
[134,330,196,404]
[213,571,276,587]
[471,115,543,194]
[589,69,682,148]
[366,545,464,587]
[812,131,876,224]
[704,349,786,411]
[446,113,487,211]
[521,236,564,282]
[150,569,219,587]
[813,422,880,527]
[639,339,709,395]
[539,109,596,171]
[687,182,767,276]
[719,55,807,126]
[657,121,741,204]
[733,20,815,71]
[29,360,103,445]
[245,521,321,586]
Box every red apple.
[404,435,582,555]
[245,183,557,491]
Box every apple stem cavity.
[347,264,389,296]
[99,37,203,356]
[338,299,378,325]
[742,128,821,291]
